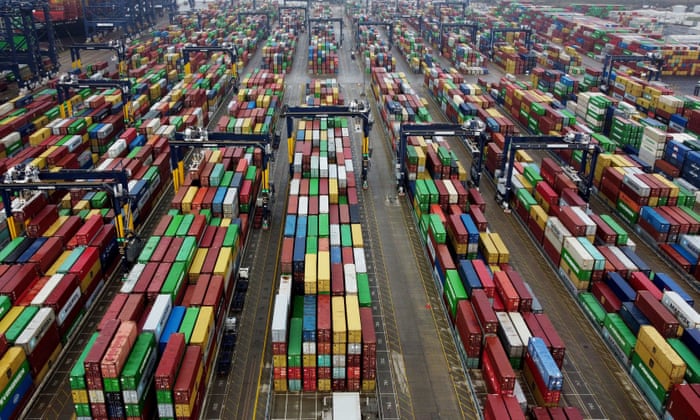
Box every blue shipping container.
[619,302,650,336]
[159,306,186,353]
[527,337,563,391]
[458,259,481,295]
[652,272,694,307]
[605,271,637,303]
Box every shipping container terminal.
[0,1,700,420]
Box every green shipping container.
[103,376,121,393]
[425,179,439,204]
[292,296,304,321]
[176,214,194,237]
[245,166,257,181]
[523,166,543,186]
[221,171,234,187]
[0,237,25,263]
[560,247,592,282]
[199,209,212,224]
[600,214,628,245]
[309,179,319,196]
[357,273,371,307]
[615,198,639,225]
[340,225,353,247]
[120,332,157,391]
[306,236,318,255]
[138,236,160,264]
[579,292,606,326]
[74,403,91,417]
[6,306,39,344]
[165,215,183,237]
[175,236,197,266]
[156,389,172,404]
[179,307,199,344]
[516,189,537,212]
[70,332,100,390]
[667,339,700,384]
[162,262,187,302]
[444,270,467,319]
[0,296,11,321]
[222,224,239,249]
[603,313,636,358]
[318,214,330,238]
[630,352,668,413]
[90,191,109,209]
[429,215,447,244]
[307,215,319,238]
[287,318,302,368]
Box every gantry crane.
[481,26,533,58]
[0,0,60,89]
[279,6,308,30]
[181,44,239,86]
[355,19,393,47]
[495,133,602,208]
[55,75,133,123]
[169,128,275,229]
[309,17,344,47]
[0,165,132,242]
[600,52,665,92]
[70,40,128,77]
[282,101,374,188]
[397,122,483,190]
[439,21,481,52]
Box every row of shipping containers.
[0,9,269,418]
[361,13,586,417]
[271,96,377,393]
[503,152,700,417]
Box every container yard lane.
[381,18,658,420]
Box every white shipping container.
[570,206,597,236]
[608,246,638,274]
[223,188,239,219]
[32,274,64,306]
[661,291,700,330]
[496,311,524,359]
[345,159,354,173]
[509,312,532,356]
[63,135,83,153]
[56,286,81,326]
[121,263,145,294]
[311,155,319,178]
[271,295,289,343]
[303,341,316,355]
[107,139,127,158]
[333,393,361,420]
[329,164,337,180]
[142,294,172,343]
[338,166,347,189]
[444,180,458,204]
[622,174,651,197]
[319,195,329,214]
[97,123,114,140]
[16,307,56,355]
[544,217,571,251]
[562,237,595,271]
[89,389,105,404]
[0,102,14,117]
[679,234,700,259]
[289,178,300,196]
[332,355,346,367]
[320,156,328,178]
[344,264,358,295]
[158,404,174,419]
[293,153,303,174]
[347,342,362,355]
[353,248,367,273]
[95,158,113,171]
[330,224,341,247]
[297,196,309,217]
[278,275,292,301]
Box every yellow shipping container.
[214,248,233,291]
[220,218,231,228]
[318,379,332,392]
[634,339,682,390]
[0,347,27,391]
[272,354,286,367]
[515,173,533,194]
[529,205,548,230]
[329,179,338,204]
[317,251,330,294]
[182,186,198,214]
[489,232,510,264]
[72,389,89,404]
[479,233,499,265]
[332,296,346,345]
[29,127,51,146]
[351,224,363,248]
[346,295,362,344]
[47,250,72,276]
[636,325,686,382]
[304,253,317,295]
[188,248,208,283]
[559,254,590,290]
[190,306,214,363]
[303,354,316,368]
[515,150,534,163]
[362,379,376,392]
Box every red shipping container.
[147,263,171,301]
[560,188,586,208]
[629,271,662,301]
[74,215,103,246]
[190,274,210,307]
[155,332,186,390]
[534,313,566,369]
[482,335,516,395]
[52,216,82,248]
[203,275,225,321]
[331,263,344,296]
[0,263,40,303]
[505,270,532,313]
[162,236,184,264]
[589,213,617,245]
[152,215,172,237]
[597,246,629,278]
[469,205,488,232]
[317,295,331,344]
[535,181,558,209]
[540,158,563,187]
[119,293,146,324]
[472,260,495,298]
[635,290,681,338]
[44,272,81,327]
[70,246,102,293]
[530,407,551,420]
[187,214,207,244]
[98,295,128,332]
[27,205,59,238]
[16,276,48,307]
[558,207,586,237]
[591,282,622,313]
[483,394,511,420]
[133,262,158,296]
[199,226,217,249]
[84,319,121,387]
[455,300,482,358]
[27,321,61,377]
[666,384,700,419]
[494,271,520,312]
[101,320,138,378]
[524,352,561,404]
[471,289,498,335]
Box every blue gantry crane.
[81,0,157,40]
[169,128,275,228]
[495,133,602,208]
[282,101,374,188]
[309,17,344,47]
[600,52,665,92]
[0,0,60,89]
